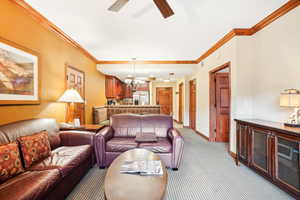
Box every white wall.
[187,37,240,153]
[175,78,190,126]
[251,7,300,122]
[174,6,300,153]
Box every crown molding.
[10,0,299,65]
[10,0,98,62]
[195,0,300,63]
[251,0,300,34]
[96,60,197,64]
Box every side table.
[60,124,104,133]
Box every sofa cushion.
[29,145,92,177]
[111,114,142,137]
[138,138,172,153]
[0,142,24,182]
[0,169,61,200]
[141,115,173,137]
[0,118,61,149]
[106,138,138,152]
[135,132,157,143]
[18,131,51,168]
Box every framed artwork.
[65,64,85,123]
[0,37,39,105]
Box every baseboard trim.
[183,126,190,128]
[195,130,209,141]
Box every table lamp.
[58,89,84,123]
[280,89,300,127]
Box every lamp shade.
[280,89,300,107]
[58,89,84,103]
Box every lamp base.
[284,123,300,128]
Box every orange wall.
[0,0,106,125]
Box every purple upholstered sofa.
[94,114,184,170]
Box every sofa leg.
[172,168,178,171]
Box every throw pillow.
[135,132,158,143]
[18,131,51,168]
[0,142,24,182]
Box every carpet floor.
[66,128,294,200]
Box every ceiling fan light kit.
[108,0,174,18]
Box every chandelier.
[124,58,145,90]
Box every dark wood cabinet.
[237,124,249,164]
[123,84,133,98]
[274,135,300,194]
[105,75,124,99]
[249,127,272,178]
[235,119,300,198]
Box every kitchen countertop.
[94,105,160,108]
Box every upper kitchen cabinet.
[105,75,124,99]
[123,84,133,98]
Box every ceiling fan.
[108,0,174,19]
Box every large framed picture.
[0,37,39,104]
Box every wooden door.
[66,65,85,124]
[215,73,230,142]
[178,83,183,123]
[156,87,172,115]
[189,80,196,130]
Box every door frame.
[189,79,196,130]
[209,62,231,143]
[156,87,173,115]
[178,82,183,124]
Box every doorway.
[178,83,183,124]
[156,87,173,115]
[189,80,196,130]
[209,62,230,143]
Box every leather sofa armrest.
[59,131,94,147]
[95,126,113,141]
[168,128,184,169]
[94,126,113,168]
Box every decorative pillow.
[135,132,158,143]
[18,131,51,168]
[0,142,24,182]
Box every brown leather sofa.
[95,114,184,170]
[0,118,95,200]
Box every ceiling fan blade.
[153,0,174,18]
[108,0,129,12]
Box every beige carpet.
[67,128,294,200]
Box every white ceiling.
[25,0,287,61]
[97,64,197,81]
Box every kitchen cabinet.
[105,75,124,99]
[123,84,133,98]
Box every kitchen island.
[93,105,160,124]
